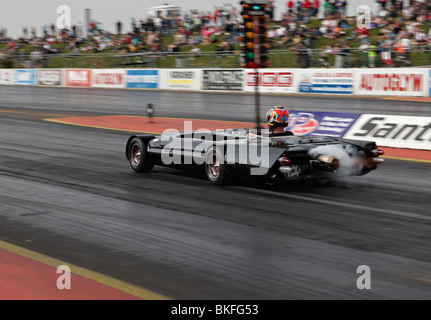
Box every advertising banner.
[202,69,243,91]
[92,69,124,88]
[343,114,431,150]
[244,69,295,93]
[126,69,159,89]
[286,111,361,138]
[38,69,62,86]
[0,69,14,85]
[355,69,426,97]
[160,69,201,90]
[13,69,37,85]
[65,69,92,87]
[298,69,354,94]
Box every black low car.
[125,128,384,185]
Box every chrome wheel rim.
[131,144,141,165]
[208,152,220,180]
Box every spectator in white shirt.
[276,26,287,38]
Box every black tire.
[129,138,154,173]
[204,146,231,186]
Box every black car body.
[125,129,384,185]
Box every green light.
[252,5,261,9]
[246,52,255,59]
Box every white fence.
[1,67,430,97]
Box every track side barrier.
[244,69,296,94]
[297,69,354,94]
[287,110,431,151]
[1,67,430,98]
[13,69,37,85]
[343,114,431,151]
[354,68,428,97]
[92,69,125,88]
[38,69,63,86]
[125,69,159,89]
[0,69,14,85]
[64,69,92,87]
[159,69,201,91]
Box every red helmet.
[266,106,289,128]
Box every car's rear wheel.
[129,138,154,172]
[205,146,230,185]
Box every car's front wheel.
[129,138,154,172]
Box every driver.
[266,106,294,137]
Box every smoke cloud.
[308,144,364,177]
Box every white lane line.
[234,186,431,222]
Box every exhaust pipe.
[372,158,385,165]
[312,155,340,172]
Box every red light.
[246,62,259,68]
[374,148,384,156]
[278,157,291,165]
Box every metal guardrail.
[2,47,430,69]
[3,51,242,69]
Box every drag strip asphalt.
[0,86,430,299]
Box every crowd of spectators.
[278,0,431,67]
[0,6,245,67]
[1,0,431,68]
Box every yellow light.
[246,42,254,49]
[245,22,253,29]
[246,32,254,39]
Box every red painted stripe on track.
[47,115,258,134]
[0,248,141,300]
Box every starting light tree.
[240,1,270,68]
